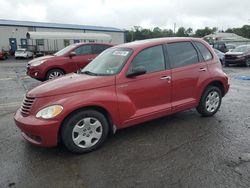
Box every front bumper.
[225,58,246,65]
[14,109,61,147]
[27,66,43,80]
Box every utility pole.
[174,23,176,34]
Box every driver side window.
[74,45,92,55]
[129,45,165,74]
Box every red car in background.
[14,38,229,153]
[0,51,8,60]
[27,43,113,81]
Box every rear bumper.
[14,109,60,147]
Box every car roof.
[76,42,113,47]
[115,37,207,50]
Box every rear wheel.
[61,110,109,153]
[46,69,64,80]
[196,86,222,117]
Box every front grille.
[225,55,237,60]
[20,96,35,116]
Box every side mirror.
[126,66,146,78]
[69,51,76,58]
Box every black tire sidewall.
[61,110,109,153]
[197,86,222,117]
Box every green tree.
[185,28,193,36]
[195,27,214,37]
[176,27,187,37]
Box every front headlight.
[32,60,46,66]
[36,105,63,119]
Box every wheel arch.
[207,80,225,96]
[199,80,225,102]
[58,105,114,144]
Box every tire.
[196,86,222,117]
[224,62,229,67]
[46,69,64,80]
[61,110,109,153]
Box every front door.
[116,45,172,127]
[9,38,17,52]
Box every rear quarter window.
[194,41,213,61]
[166,42,199,69]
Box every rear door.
[165,41,210,112]
[116,45,172,127]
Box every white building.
[0,19,125,53]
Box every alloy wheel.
[48,71,63,79]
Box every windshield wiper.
[81,71,99,76]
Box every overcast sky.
[0,0,249,31]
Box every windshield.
[231,45,250,53]
[81,48,133,76]
[54,44,78,56]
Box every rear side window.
[74,45,92,55]
[93,45,111,54]
[194,42,213,61]
[166,42,199,68]
[129,45,165,73]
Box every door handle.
[160,76,171,80]
[199,68,207,72]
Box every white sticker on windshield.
[112,51,129,56]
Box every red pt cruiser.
[14,38,230,153]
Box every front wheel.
[61,110,109,153]
[196,86,222,117]
[46,69,64,80]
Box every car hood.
[225,52,244,55]
[28,73,115,98]
[29,55,54,63]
